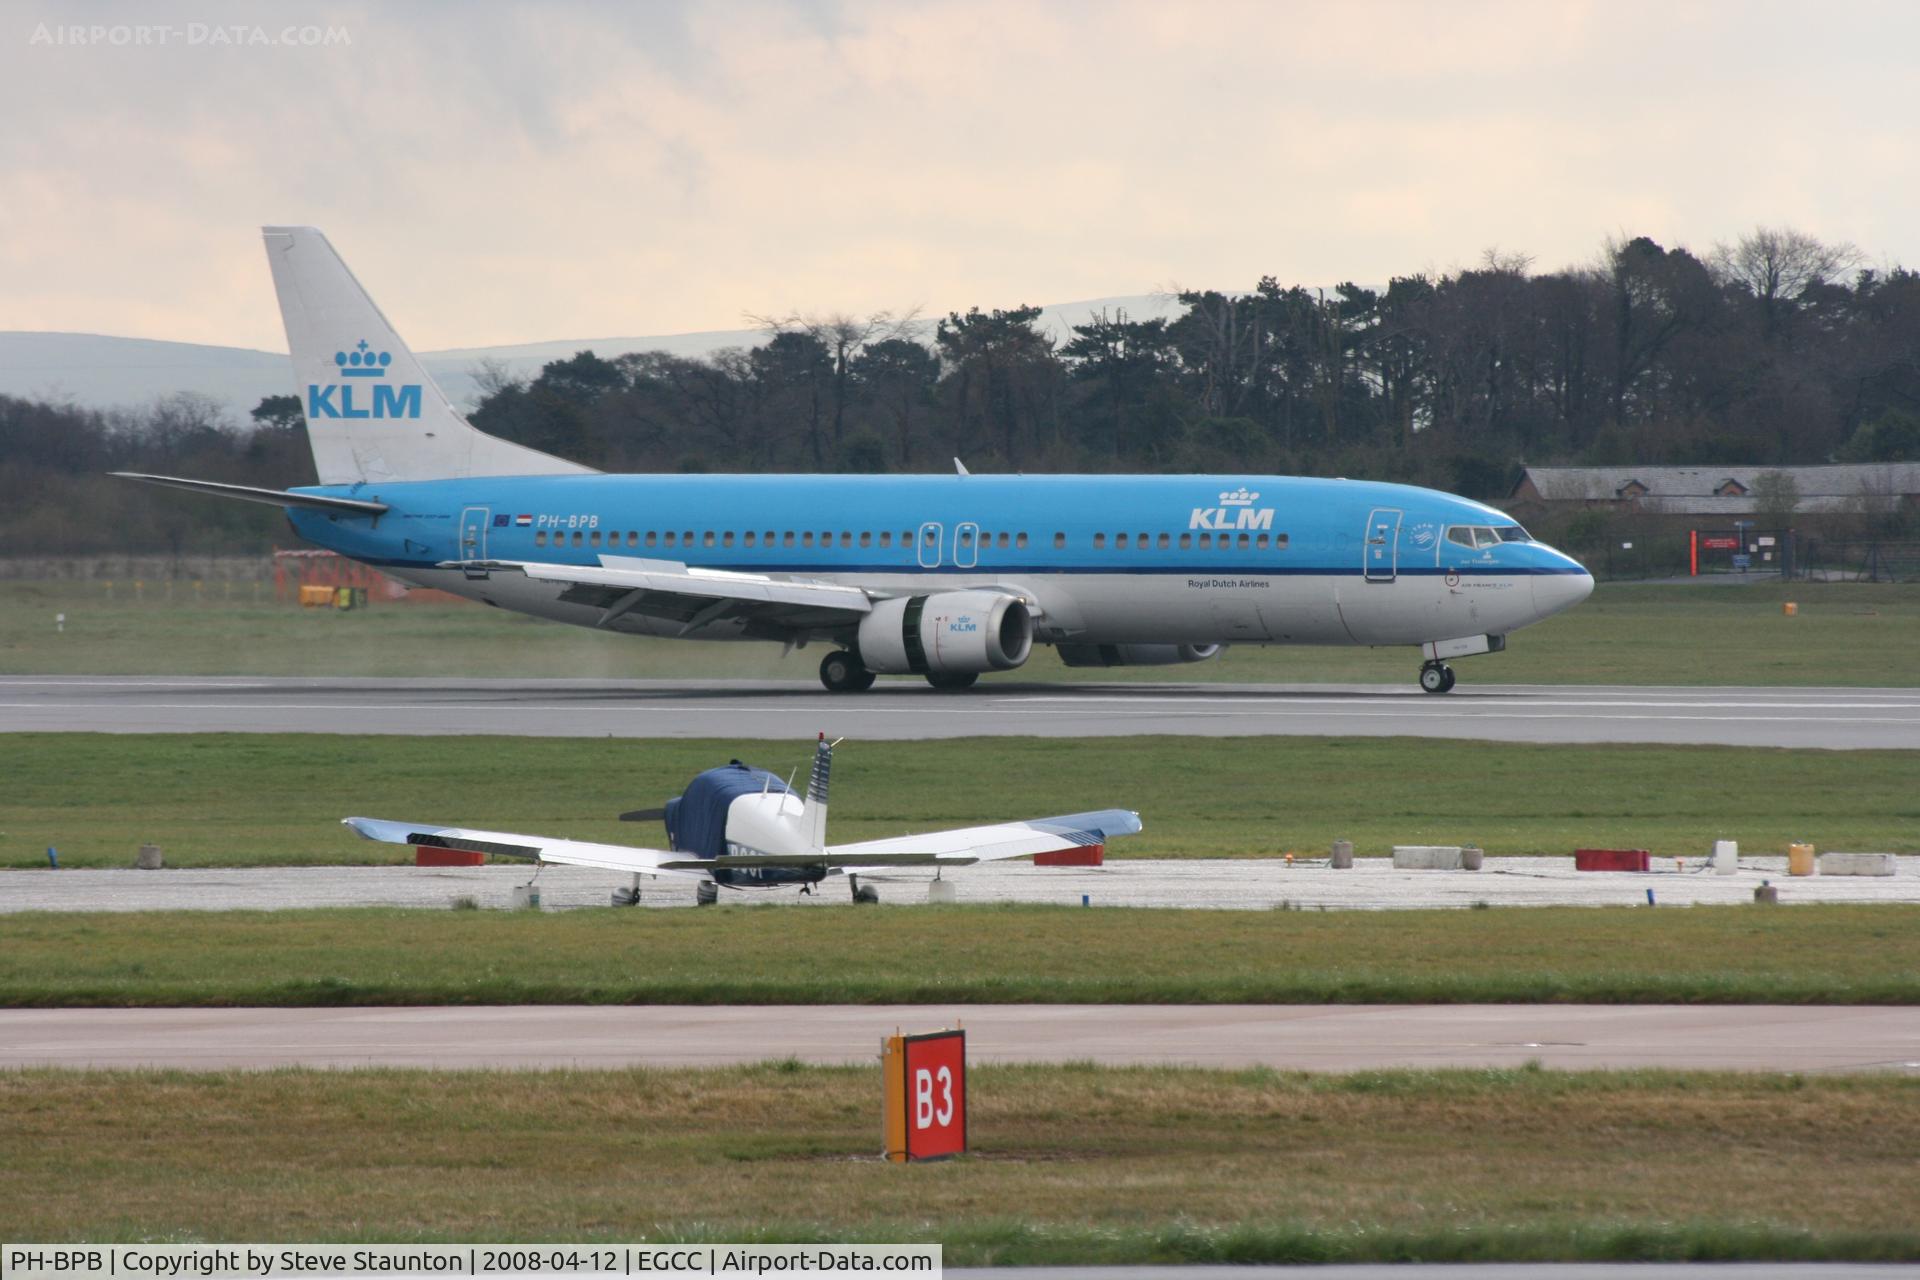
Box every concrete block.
[1393,845,1463,870]
[1712,839,1739,875]
[1460,846,1484,871]
[510,884,543,909]
[134,843,164,870]
[1818,851,1896,877]
[1330,840,1354,869]
[927,879,957,904]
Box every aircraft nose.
[1531,560,1595,619]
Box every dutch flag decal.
[515,514,532,527]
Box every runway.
[5,1004,1916,1072]
[4,676,1918,747]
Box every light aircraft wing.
[436,555,873,635]
[822,808,1142,866]
[342,816,709,880]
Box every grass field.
[7,904,1918,1005]
[5,733,1916,869]
[3,1064,1915,1261]
[3,578,1917,684]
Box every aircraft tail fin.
[801,733,833,852]
[261,226,595,486]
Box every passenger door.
[953,521,980,568]
[917,521,944,569]
[458,506,491,580]
[1363,508,1401,583]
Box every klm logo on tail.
[307,339,422,420]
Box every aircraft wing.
[342,816,710,880]
[823,808,1143,866]
[436,555,873,635]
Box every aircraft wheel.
[925,670,979,692]
[696,880,719,907]
[1419,662,1453,695]
[848,874,881,905]
[819,650,876,693]
[1440,665,1458,693]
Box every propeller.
[619,806,668,823]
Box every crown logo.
[1219,487,1259,506]
[334,338,392,378]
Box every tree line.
[4,226,1916,557]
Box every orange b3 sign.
[882,1028,967,1162]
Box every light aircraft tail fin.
[801,733,833,852]
[261,225,595,486]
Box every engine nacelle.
[858,591,1033,675]
[1054,643,1224,668]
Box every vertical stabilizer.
[802,733,832,852]
[261,226,595,485]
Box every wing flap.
[435,556,874,626]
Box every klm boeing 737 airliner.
[118,227,1593,693]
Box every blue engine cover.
[664,761,791,859]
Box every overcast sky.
[4,0,1915,352]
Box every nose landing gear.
[1419,661,1456,694]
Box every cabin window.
[960,528,975,546]
[803,531,815,547]
[722,531,734,547]
[1137,532,1149,551]
[1238,533,1250,549]
[1198,533,1211,548]
[859,531,871,547]
[784,531,795,547]
[837,531,850,547]
[879,531,892,548]
[534,530,547,547]
[643,531,656,548]
[763,530,774,545]
[902,530,915,546]
[997,532,1009,549]
[682,530,694,546]
[1016,532,1029,549]
[923,528,937,545]
[703,531,715,547]
[1178,533,1191,549]
[1053,532,1066,549]
[571,530,583,548]
[588,530,601,547]
[1158,533,1170,549]
[663,531,677,547]
[744,531,757,547]
[1112,533,1126,549]
[1275,533,1289,548]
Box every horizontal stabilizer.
[113,472,388,516]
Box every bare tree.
[470,356,526,399]
[1710,227,1862,340]
[750,309,924,445]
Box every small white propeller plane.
[345,734,1141,905]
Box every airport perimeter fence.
[1792,538,1920,582]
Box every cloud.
[1,0,1915,350]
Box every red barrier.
[1574,848,1651,872]
[415,848,486,867]
[1035,844,1104,866]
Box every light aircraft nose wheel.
[696,880,719,907]
[819,650,876,693]
[1419,661,1456,694]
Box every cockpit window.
[1448,524,1530,549]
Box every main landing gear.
[1419,661,1457,695]
[819,650,876,693]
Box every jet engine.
[857,591,1033,675]
[1054,643,1224,668]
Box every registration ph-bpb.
[882,1028,966,1161]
